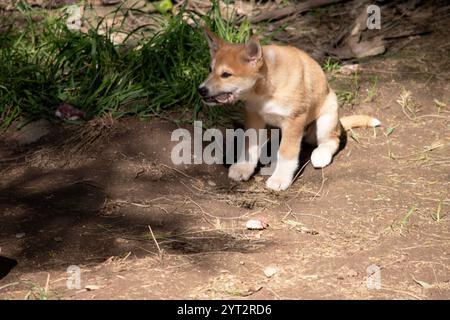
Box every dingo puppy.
[198,29,381,191]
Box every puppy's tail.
[340,115,381,131]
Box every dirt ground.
[1,3,449,300]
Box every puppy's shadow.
[0,256,18,280]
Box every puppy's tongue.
[215,93,233,104]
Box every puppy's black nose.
[198,86,208,97]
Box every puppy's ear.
[204,27,225,56]
[244,35,263,67]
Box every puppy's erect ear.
[204,27,225,56]
[244,35,263,67]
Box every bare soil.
[0,2,449,300]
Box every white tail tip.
[370,118,382,127]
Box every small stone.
[339,64,360,75]
[16,233,25,239]
[246,218,268,230]
[115,238,128,244]
[207,180,216,187]
[263,266,278,278]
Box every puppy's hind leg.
[311,91,340,168]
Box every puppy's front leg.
[229,111,266,181]
[266,116,306,191]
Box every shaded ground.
[1,2,449,300]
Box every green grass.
[0,1,253,129]
[336,90,355,106]
[334,71,361,108]
[363,75,378,103]
[322,57,340,73]
[392,205,417,232]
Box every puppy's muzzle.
[198,86,235,104]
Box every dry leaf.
[413,277,432,289]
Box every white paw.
[266,174,292,191]
[228,162,256,181]
[311,148,332,168]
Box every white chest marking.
[254,101,290,127]
[246,100,291,126]
[261,101,291,117]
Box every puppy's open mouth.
[203,92,235,104]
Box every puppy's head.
[198,28,264,106]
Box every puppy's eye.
[221,72,232,78]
